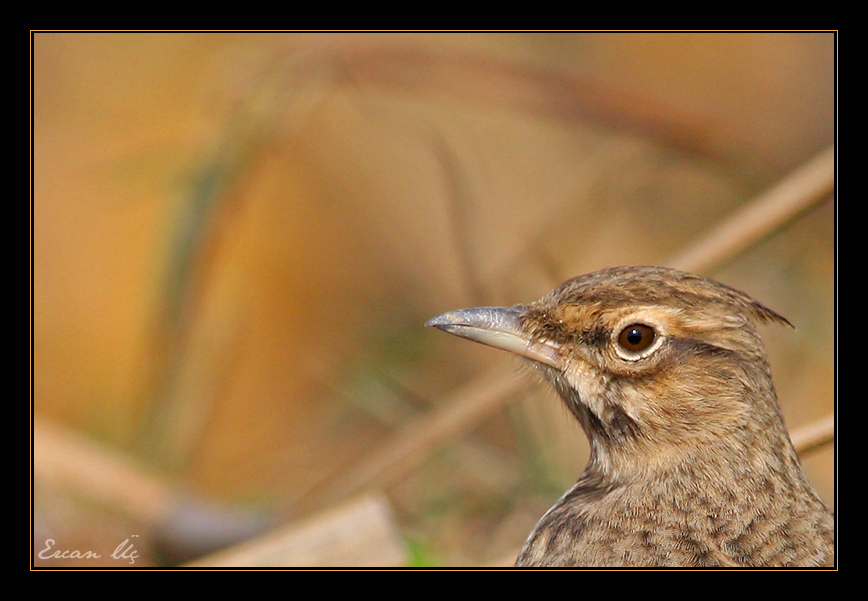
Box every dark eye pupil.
[618,323,655,353]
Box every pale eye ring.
[617,323,656,355]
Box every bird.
[426,265,834,567]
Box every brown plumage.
[426,266,834,567]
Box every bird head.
[427,266,794,482]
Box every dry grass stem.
[186,493,406,568]
[666,146,834,274]
[300,366,519,510]
[790,413,835,456]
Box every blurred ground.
[32,31,835,567]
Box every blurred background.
[32,31,835,567]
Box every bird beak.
[426,306,562,369]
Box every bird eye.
[617,323,656,354]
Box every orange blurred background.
[32,31,835,567]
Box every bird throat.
[539,360,765,487]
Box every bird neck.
[567,368,805,493]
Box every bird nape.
[426,265,834,568]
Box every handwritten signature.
[38,535,140,565]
